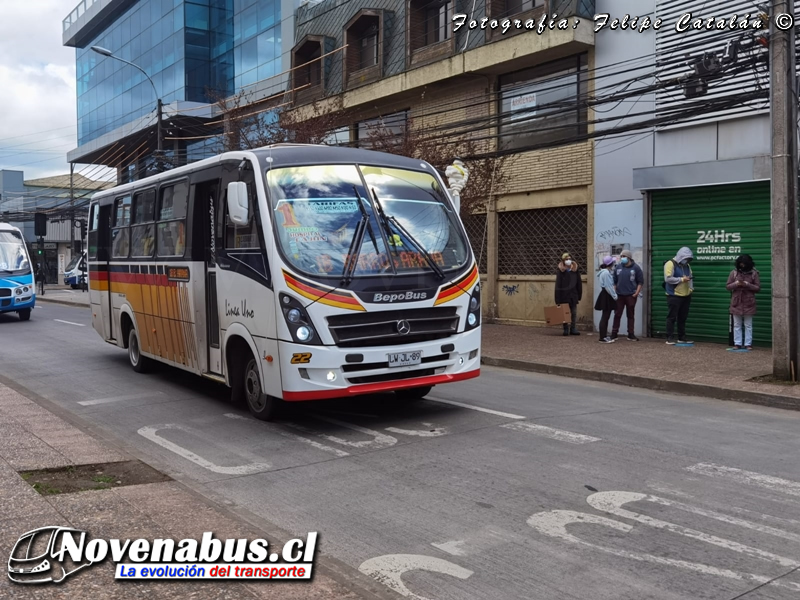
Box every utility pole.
[770,0,799,380]
[69,163,75,257]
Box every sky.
[0,1,106,182]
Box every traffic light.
[37,248,42,255]
[79,220,87,240]
[34,212,47,237]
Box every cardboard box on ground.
[544,304,572,325]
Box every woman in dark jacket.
[555,252,582,336]
[726,254,760,350]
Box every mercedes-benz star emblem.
[396,320,411,335]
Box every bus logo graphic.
[396,320,411,335]
[8,526,94,584]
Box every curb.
[36,297,90,309]
[481,356,800,412]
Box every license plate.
[387,351,422,367]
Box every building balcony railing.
[551,0,595,19]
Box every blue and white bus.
[0,223,35,321]
[64,251,87,288]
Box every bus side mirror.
[227,181,250,226]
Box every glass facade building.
[70,0,282,148]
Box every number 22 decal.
[291,353,312,364]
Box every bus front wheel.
[18,309,31,321]
[232,353,279,421]
[128,328,152,373]
[396,386,433,402]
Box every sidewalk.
[0,380,387,600]
[35,284,90,308]
[480,323,800,411]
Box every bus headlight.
[465,283,481,331]
[280,293,320,345]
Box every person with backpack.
[726,254,760,350]
[664,246,694,345]
[611,249,643,341]
[595,256,618,343]
[555,251,582,336]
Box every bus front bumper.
[277,327,481,401]
[1,294,34,312]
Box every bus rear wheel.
[232,352,279,421]
[396,386,433,402]
[18,309,31,321]
[128,327,151,373]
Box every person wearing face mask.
[595,256,618,343]
[726,254,760,350]
[610,249,643,341]
[664,246,695,345]
[555,252,582,336]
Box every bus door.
[195,178,223,375]
[93,203,115,341]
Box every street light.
[90,45,163,157]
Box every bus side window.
[131,189,156,258]
[157,181,188,257]
[111,195,131,258]
[88,203,100,259]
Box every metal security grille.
[498,205,587,276]
[462,213,488,274]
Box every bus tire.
[395,386,432,401]
[128,327,151,373]
[70,284,79,290]
[18,309,31,321]
[231,350,279,421]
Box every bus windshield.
[65,254,81,271]
[0,231,31,275]
[266,164,469,278]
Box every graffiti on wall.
[502,284,520,296]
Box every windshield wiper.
[353,186,381,258]
[370,187,445,280]
[341,187,373,286]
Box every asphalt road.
[3,303,800,600]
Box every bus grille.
[327,307,459,348]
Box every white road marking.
[138,424,271,475]
[223,413,351,458]
[359,554,473,599]
[527,510,800,592]
[687,463,800,498]
[431,541,466,556]
[427,398,525,420]
[501,421,601,444]
[78,392,164,406]
[587,491,799,567]
[54,319,85,327]
[311,416,397,449]
[645,493,800,544]
[386,422,448,437]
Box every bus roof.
[89,145,441,205]
[0,223,23,234]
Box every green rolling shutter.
[649,182,772,345]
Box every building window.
[499,54,588,152]
[360,27,379,70]
[425,1,453,46]
[293,38,323,91]
[355,111,408,149]
[503,0,542,17]
[157,181,188,257]
[497,205,587,276]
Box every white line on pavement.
[223,413,351,457]
[78,392,164,406]
[687,463,800,498]
[501,421,601,444]
[427,397,526,420]
[54,319,85,327]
